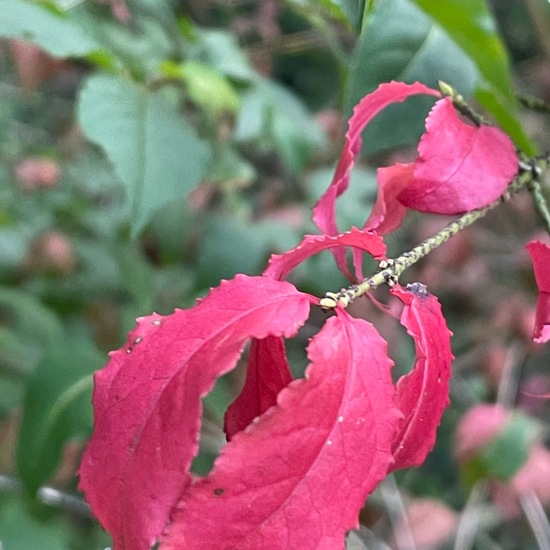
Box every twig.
[438,81,488,126]
[527,177,550,235]
[0,474,91,518]
[520,491,550,550]
[518,94,550,114]
[320,155,550,310]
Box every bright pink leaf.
[161,311,401,550]
[526,240,550,343]
[398,98,518,214]
[312,82,440,271]
[79,275,311,550]
[264,227,387,281]
[224,229,387,440]
[364,163,413,234]
[224,336,293,440]
[390,285,454,470]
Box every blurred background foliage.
[1,0,550,548]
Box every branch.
[320,154,550,310]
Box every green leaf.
[78,74,212,235]
[16,332,102,495]
[190,28,256,82]
[412,0,536,154]
[412,0,510,99]
[0,492,112,550]
[0,0,102,58]
[461,411,540,486]
[204,142,255,187]
[286,0,364,30]
[0,287,63,400]
[161,61,240,117]
[0,494,73,550]
[0,287,63,354]
[235,77,326,173]
[324,0,365,28]
[195,216,299,290]
[475,85,536,154]
[0,288,63,416]
[480,412,539,480]
[346,0,478,154]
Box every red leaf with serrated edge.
[364,163,412,234]
[264,227,386,281]
[223,229,387,440]
[161,311,401,550]
[398,98,518,214]
[526,240,550,343]
[390,285,453,471]
[312,82,440,272]
[79,275,311,550]
[225,336,292,440]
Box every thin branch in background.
[518,94,550,114]
[379,475,417,550]
[454,484,483,550]
[0,474,91,518]
[527,177,550,234]
[520,491,550,550]
[495,343,525,407]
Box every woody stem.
[527,177,550,234]
[320,154,550,310]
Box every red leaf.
[161,311,401,550]
[390,286,453,470]
[79,275,311,550]
[224,229,387,440]
[264,227,387,281]
[224,336,293,440]
[364,163,413,234]
[526,240,550,343]
[398,98,518,214]
[312,82,440,271]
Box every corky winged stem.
[527,176,550,235]
[320,154,550,310]
[438,80,487,126]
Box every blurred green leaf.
[0,0,102,58]
[204,142,255,187]
[78,74,212,235]
[235,78,327,173]
[413,0,511,94]
[346,0,478,154]
[148,198,196,264]
[17,331,102,495]
[479,412,540,480]
[324,0,365,28]
[412,0,536,153]
[287,0,363,30]
[72,6,176,76]
[161,61,240,117]
[195,216,299,290]
[0,286,63,373]
[461,411,540,486]
[189,28,256,82]
[0,491,111,550]
[0,493,73,550]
